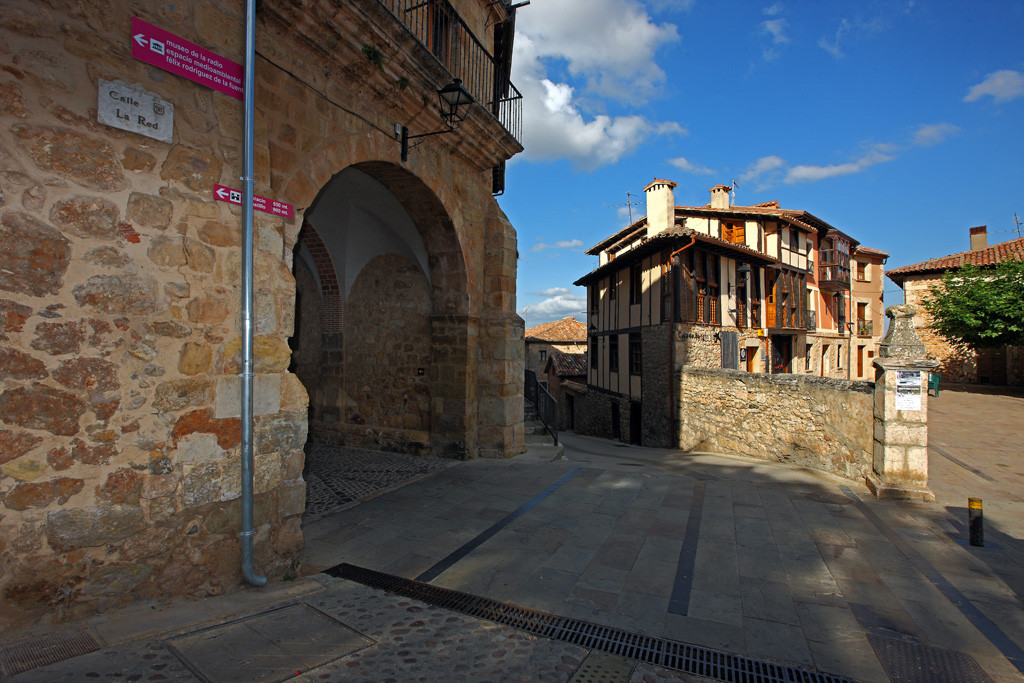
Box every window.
[590,338,598,369]
[589,285,599,314]
[806,344,813,372]
[750,269,761,328]
[630,263,642,305]
[609,274,617,301]
[692,251,720,325]
[629,333,641,374]
[539,349,547,363]
[789,228,799,252]
[856,261,867,281]
[723,221,745,245]
[661,250,672,320]
[609,334,619,372]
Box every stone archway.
[291,163,476,459]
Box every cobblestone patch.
[295,577,587,682]
[302,443,457,522]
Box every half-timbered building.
[573,180,884,446]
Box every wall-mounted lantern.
[400,78,474,162]
[729,263,752,295]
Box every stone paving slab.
[7,389,1023,682]
[299,422,1024,681]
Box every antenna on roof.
[610,192,642,224]
[731,180,739,205]
[1015,213,1022,238]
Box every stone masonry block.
[215,374,282,419]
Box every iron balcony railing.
[380,0,523,144]
[856,318,873,336]
[525,369,558,445]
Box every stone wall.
[902,275,977,383]
[673,324,723,368]
[0,0,522,627]
[0,3,307,627]
[677,367,873,480]
[317,253,433,455]
[575,390,630,443]
[641,324,672,447]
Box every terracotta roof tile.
[855,245,889,257]
[887,236,1024,285]
[524,316,587,342]
[561,380,589,393]
[549,351,588,377]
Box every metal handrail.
[379,0,523,143]
[525,369,558,445]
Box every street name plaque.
[97,79,174,142]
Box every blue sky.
[496,0,1024,328]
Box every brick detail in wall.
[301,223,343,333]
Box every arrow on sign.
[213,184,293,218]
[134,33,147,47]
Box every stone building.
[543,351,587,431]
[888,226,1024,385]
[573,179,884,447]
[0,0,524,627]
[523,316,586,387]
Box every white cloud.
[512,0,684,170]
[535,287,573,297]
[740,155,786,184]
[784,147,894,184]
[758,5,789,61]
[818,16,886,59]
[518,0,679,102]
[911,123,960,146]
[964,70,1024,103]
[520,291,587,326]
[532,239,584,252]
[669,156,716,175]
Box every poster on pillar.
[895,370,922,411]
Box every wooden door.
[771,336,791,373]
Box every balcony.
[817,253,850,291]
[856,319,873,336]
[381,0,523,144]
[805,309,816,330]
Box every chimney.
[969,225,988,251]
[709,184,731,209]
[643,178,677,234]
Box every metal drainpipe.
[240,0,266,588]
[667,237,695,449]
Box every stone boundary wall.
[575,390,630,443]
[678,367,873,480]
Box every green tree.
[920,259,1024,350]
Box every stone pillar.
[866,305,939,501]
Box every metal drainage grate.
[570,650,635,682]
[327,563,853,683]
[866,634,991,683]
[0,628,101,678]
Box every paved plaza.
[3,388,1023,682]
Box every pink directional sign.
[131,17,243,100]
[214,184,294,219]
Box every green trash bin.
[928,373,941,396]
